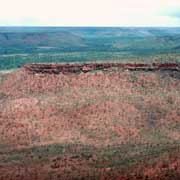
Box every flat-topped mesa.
[23,63,180,74]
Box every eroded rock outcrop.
[24,62,180,74]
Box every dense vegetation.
[0,27,180,70]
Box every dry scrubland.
[0,65,180,179]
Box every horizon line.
[0,25,180,28]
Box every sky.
[0,0,180,27]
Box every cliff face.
[24,63,180,74]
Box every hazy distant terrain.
[1,27,180,70]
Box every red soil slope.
[0,63,180,180]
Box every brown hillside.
[0,63,180,180]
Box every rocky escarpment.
[24,62,180,74]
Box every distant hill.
[0,27,180,54]
[0,31,83,46]
[1,27,180,70]
[0,31,85,54]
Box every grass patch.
[1,142,180,174]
